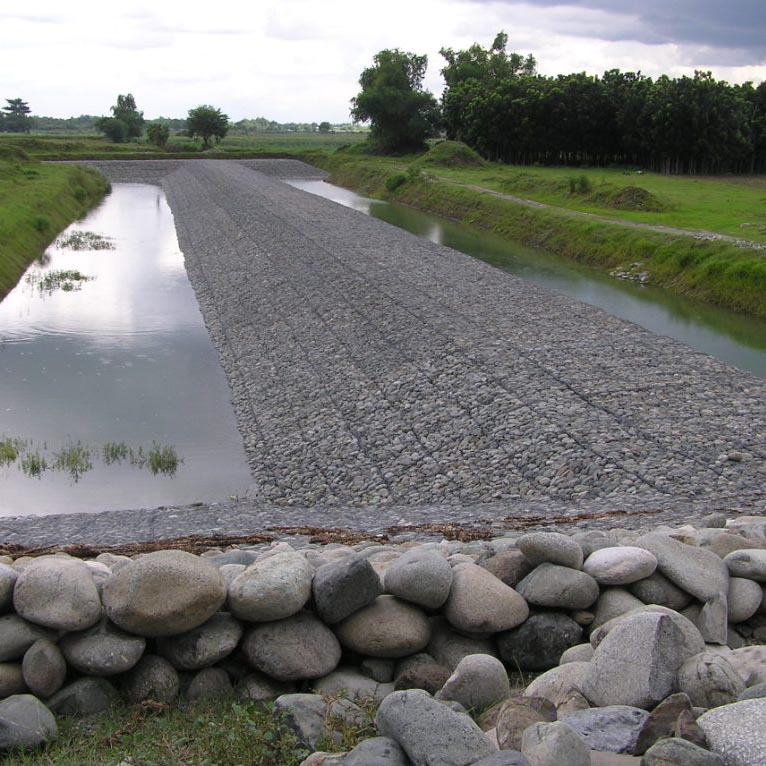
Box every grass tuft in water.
[56,230,114,251]
[20,450,48,478]
[53,441,92,482]
[0,437,26,466]
[148,442,182,477]
[26,269,93,294]
[102,441,129,465]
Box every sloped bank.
[3,516,766,765]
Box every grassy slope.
[0,149,110,300]
[319,149,766,318]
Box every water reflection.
[288,179,766,378]
[0,184,251,516]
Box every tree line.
[353,33,766,174]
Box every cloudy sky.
[2,0,764,122]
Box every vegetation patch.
[414,140,486,169]
[52,442,93,482]
[56,230,114,251]
[20,450,48,479]
[26,269,94,294]
[600,186,667,212]
[0,437,25,466]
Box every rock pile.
[2,517,766,764]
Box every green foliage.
[414,141,485,169]
[146,122,170,148]
[186,105,230,148]
[94,117,128,143]
[568,175,591,194]
[351,49,441,153]
[318,121,332,133]
[385,172,408,192]
[1,98,33,133]
[26,269,93,294]
[110,94,144,139]
[53,442,93,482]
[20,450,47,479]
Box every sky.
[2,0,765,123]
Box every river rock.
[360,658,395,683]
[497,612,582,671]
[0,664,26,698]
[394,660,451,695]
[677,651,745,708]
[121,654,180,704]
[517,532,584,569]
[523,662,591,716]
[725,645,766,685]
[725,549,766,582]
[312,553,381,624]
[335,596,431,658]
[495,697,556,751]
[695,530,760,558]
[0,694,57,751]
[0,565,17,613]
[443,564,528,634]
[21,639,66,698]
[47,677,120,716]
[275,693,368,750]
[313,667,393,703]
[559,644,594,664]
[375,689,495,766]
[243,611,341,681]
[437,653,510,710]
[479,550,533,588]
[342,736,410,766]
[427,618,497,670]
[642,738,723,766]
[228,551,313,622]
[0,616,56,663]
[235,671,294,701]
[727,577,763,623]
[635,532,729,644]
[13,557,102,632]
[561,706,648,754]
[633,692,693,755]
[737,681,766,701]
[591,588,646,630]
[516,564,599,610]
[629,571,692,611]
[207,550,258,568]
[583,547,657,585]
[583,611,693,709]
[698,699,766,766]
[103,550,226,637]
[471,754,530,766]
[186,667,233,702]
[675,709,708,748]
[521,721,590,766]
[384,548,452,609]
[59,617,146,676]
[157,612,242,670]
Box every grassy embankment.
[317,142,766,318]
[0,145,110,301]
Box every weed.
[0,437,25,465]
[26,269,93,294]
[53,442,92,482]
[20,450,48,478]
[56,230,114,251]
[148,443,182,476]
[102,441,129,465]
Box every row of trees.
[352,35,766,173]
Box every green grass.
[0,701,311,766]
[0,148,109,301]
[52,442,93,482]
[26,269,94,294]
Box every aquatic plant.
[53,441,93,482]
[26,269,94,294]
[147,442,182,477]
[56,230,115,251]
[20,450,48,478]
[103,441,130,465]
[0,437,25,466]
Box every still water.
[288,180,766,380]
[0,184,251,516]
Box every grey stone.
[394,662,451,695]
[103,550,226,637]
[121,654,180,704]
[47,677,120,717]
[313,668,393,704]
[479,550,533,588]
[157,612,243,670]
[726,577,763,623]
[583,547,657,585]
[723,645,766,686]
[698,699,766,765]
[342,736,410,766]
[0,616,56,663]
[517,533,584,570]
[207,550,258,567]
[0,565,17,613]
[313,553,382,623]
[427,618,497,670]
[275,693,369,750]
[471,753,530,766]
[559,644,594,664]
[13,557,102,632]
[737,681,766,701]
[384,549,452,610]
[437,654,510,710]
[335,596,431,659]
[675,709,708,749]
[59,617,145,676]
[497,612,582,671]
[634,692,693,755]
[444,564,529,634]
[584,612,695,709]
[360,658,395,683]
[635,533,729,645]
[516,564,599,610]
[591,588,646,630]
[521,721,590,766]
[0,664,26,698]
[185,667,233,702]
[724,549,766,582]
[677,652,746,708]
[243,611,341,681]
[235,671,294,701]
[523,662,591,716]
[561,705,649,754]
[228,551,313,622]
[0,694,57,751]
[495,697,556,751]
[629,572,692,611]
[375,689,495,766]
[695,530,760,558]
[642,737,723,766]
[21,639,66,698]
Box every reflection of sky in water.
[0,184,251,516]
[288,180,766,379]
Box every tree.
[2,98,32,133]
[146,122,170,148]
[186,105,229,148]
[94,116,128,143]
[318,121,332,133]
[95,93,144,142]
[350,49,440,153]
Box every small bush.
[385,173,408,192]
[568,175,592,194]
[32,215,51,233]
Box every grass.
[56,230,114,251]
[0,437,25,466]
[25,269,93,294]
[52,442,93,482]
[0,701,311,766]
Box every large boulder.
[235,671,294,702]
[444,564,528,634]
[0,664,26,698]
[0,694,57,751]
[375,689,495,766]
[384,549,453,609]
[633,692,693,755]
[437,654,510,710]
[427,618,497,670]
[560,706,648,754]
[342,736,410,766]
[727,577,763,623]
[242,611,341,681]
[520,721,590,766]
[495,697,556,751]
[523,662,591,717]
[312,553,381,623]
[677,652,746,708]
[641,738,723,766]
[497,613,582,671]
[698,699,766,766]
[47,677,120,717]
[13,557,102,632]
[583,547,657,585]
[121,654,180,704]
[313,668,393,704]
[21,639,66,698]
[275,693,368,750]
[515,564,599,610]
[59,617,146,676]
[335,596,431,658]
[228,552,313,622]
[0,615,55,662]
[517,532,584,569]
[103,550,226,637]
[724,549,766,581]
[157,612,242,670]
[629,571,692,611]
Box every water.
[288,180,766,379]
[0,184,251,516]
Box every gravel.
[5,158,766,547]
